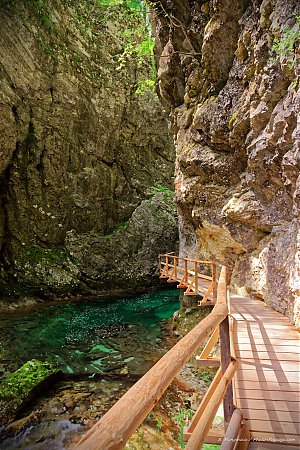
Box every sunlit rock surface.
[152,0,300,324]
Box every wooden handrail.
[159,254,216,300]
[160,263,213,281]
[75,267,229,450]
[159,253,214,265]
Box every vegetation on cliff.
[0,0,177,302]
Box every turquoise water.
[0,289,180,375]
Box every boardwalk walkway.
[230,295,300,448]
[76,255,299,450]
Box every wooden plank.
[234,368,300,383]
[233,338,300,346]
[234,379,300,392]
[237,360,299,371]
[235,389,300,402]
[235,350,299,361]
[234,333,298,343]
[236,398,300,412]
[204,429,224,444]
[249,442,299,450]
[250,431,300,446]
[249,444,299,450]
[244,419,300,435]
[176,268,213,281]
[242,409,300,423]
[199,282,214,304]
[237,323,295,330]
[233,312,295,321]
[199,300,216,307]
[231,312,296,324]
[234,327,297,335]
[232,306,292,314]
[235,344,300,353]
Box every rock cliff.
[152,0,300,325]
[0,0,177,301]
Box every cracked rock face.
[0,1,177,300]
[152,0,300,324]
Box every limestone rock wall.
[152,0,300,325]
[0,0,177,300]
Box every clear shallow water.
[0,290,180,449]
[0,289,180,375]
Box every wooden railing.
[74,263,249,450]
[158,253,219,305]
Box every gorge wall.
[152,0,300,325]
[0,0,178,303]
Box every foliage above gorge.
[1,0,156,93]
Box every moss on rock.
[0,359,61,426]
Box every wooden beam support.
[183,428,224,444]
[184,369,222,439]
[195,357,220,367]
[198,282,213,304]
[185,360,238,450]
[198,327,219,360]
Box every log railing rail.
[158,253,219,305]
[74,263,248,450]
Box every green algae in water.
[0,289,179,375]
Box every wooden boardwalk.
[230,295,300,448]
[76,255,300,450]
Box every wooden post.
[174,256,177,280]
[219,315,234,430]
[165,255,169,276]
[194,261,198,294]
[212,263,218,303]
[184,258,188,285]
[235,424,250,450]
[220,408,243,450]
